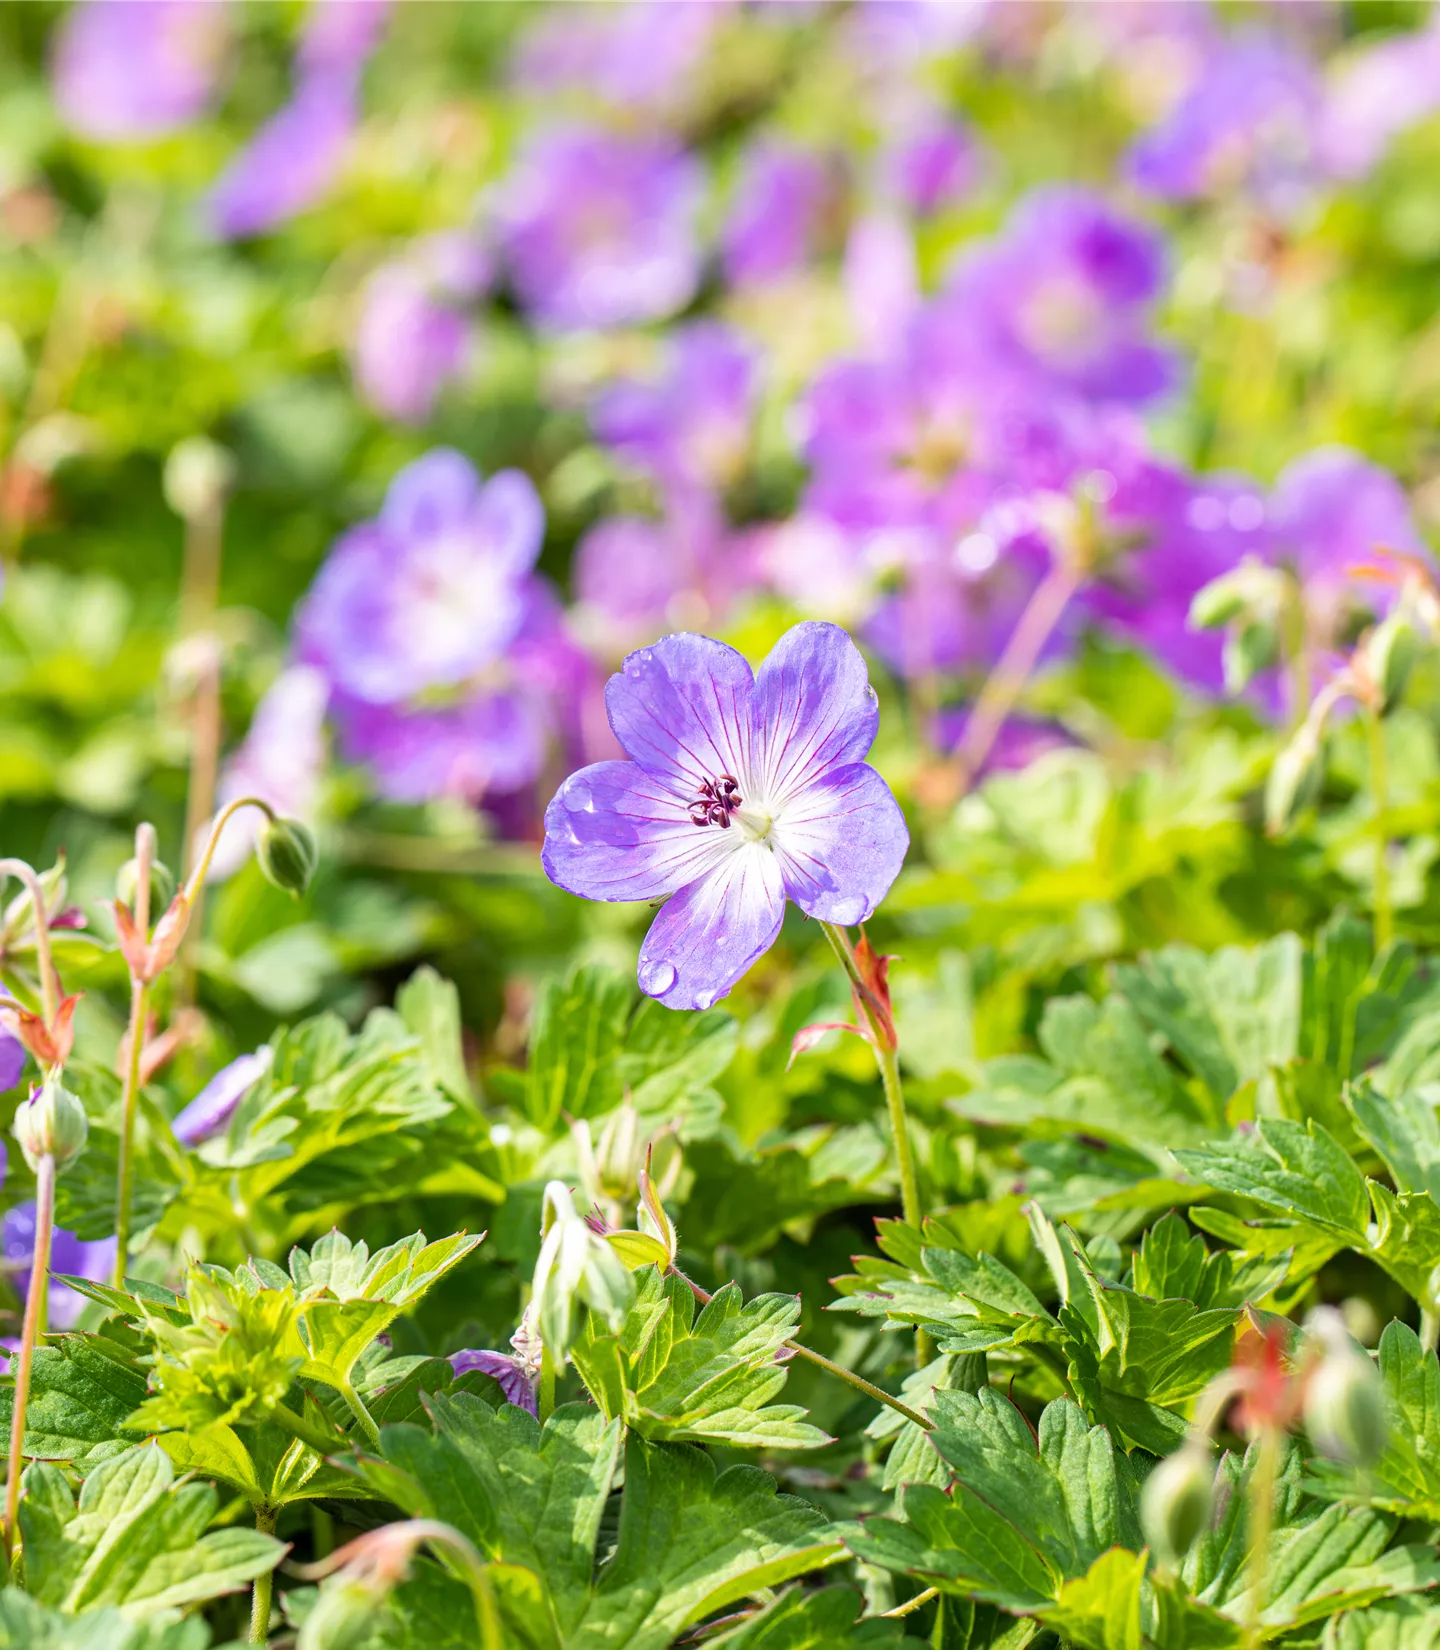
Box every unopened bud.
[14,1078,89,1173]
[1141,1443,1214,1566]
[1223,618,1278,696]
[297,1577,385,1650]
[256,817,318,898]
[1361,612,1418,715]
[1266,730,1324,837]
[1304,1310,1387,1468]
[163,436,235,521]
[117,856,175,913]
[1189,572,1253,632]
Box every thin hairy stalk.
[3,1151,55,1563]
[250,1505,278,1643]
[1368,706,1393,951]
[184,794,278,901]
[176,646,223,1009]
[269,1400,350,1458]
[113,825,155,1288]
[338,1379,382,1451]
[882,1586,938,1619]
[954,558,1083,788]
[672,1268,930,1431]
[0,857,58,1034]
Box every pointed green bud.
[297,1577,383,1650]
[1189,571,1253,632]
[116,856,174,912]
[531,1181,635,1358]
[1304,1309,1387,1468]
[1140,1443,1214,1566]
[1361,612,1419,715]
[1266,729,1324,837]
[256,816,318,898]
[14,1078,89,1173]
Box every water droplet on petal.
[693,988,718,1010]
[638,959,677,998]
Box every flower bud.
[1140,1443,1214,1566]
[531,1181,635,1358]
[14,1078,89,1173]
[1265,729,1324,837]
[163,436,235,521]
[1304,1310,1387,1468]
[116,856,175,913]
[1360,612,1419,715]
[1223,618,1278,696]
[297,1576,385,1650]
[1189,571,1253,632]
[256,817,318,898]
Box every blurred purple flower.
[721,142,834,288]
[1128,34,1325,218]
[299,449,544,706]
[352,232,493,424]
[844,0,990,76]
[52,0,228,142]
[450,1347,537,1414]
[947,186,1177,407]
[172,1047,274,1147]
[299,0,390,76]
[591,322,758,492]
[210,664,330,880]
[883,112,979,217]
[510,1,724,116]
[207,70,360,239]
[933,710,1072,775]
[0,1030,23,1095]
[1321,17,1440,180]
[843,212,920,358]
[494,125,704,330]
[544,623,909,1010]
[1269,446,1427,642]
[1,1184,116,1335]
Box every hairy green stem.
[338,1379,381,1451]
[1368,706,1393,951]
[269,1400,349,1458]
[673,1268,930,1431]
[250,1505,278,1643]
[183,794,279,903]
[3,1152,55,1563]
[113,825,154,1289]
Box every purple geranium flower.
[208,70,360,239]
[1322,17,1440,180]
[947,186,1177,407]
[591,323,758,494]
[172,1047,274,1147]
[493,124,704,330]
[0,1029,23,1095]
[298,0,390,77]
[543,623,909,1011]
[51,0,229,142]
[1128,34,1325,219]
[721,141,835,288]
[352,227,492,421]
[882,111,979,218]
[298,449,544,706]
[0,1140,115,1336]
[510,1,724,117]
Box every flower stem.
[1421,1309,1438,1356]
[113,825,154,1290]
[1367,706,1392,951]
[269,1399,349,1458]
[338,1379,381,1451]
[3,1150,55,1564]
[954,557,1082,789]
[250,1504,277,1643]
[671,1268,930,1431]
[538,1345,557,1422]
[182,794,279,904]
[0,858,58,1033]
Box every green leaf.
[571,1268,830,1450]
[0,1589,212,1648]
[1175,1120,1370,1240]
[525,963,633,1129]
[361,1393,839,1650]
[0,1335,148,1462]
[1039,1550,1242,1650]
[1325,1598,1440,1650]
[19,1447,283,1617]
[710,1585,904,1647]
[396,965,474,1106]
[1350,1079,1440,1201]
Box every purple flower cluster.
[0,1145,114,1340]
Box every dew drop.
[693,988,718,1010]
[638,959,677,998]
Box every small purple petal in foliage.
[884,112,979,218]
[207,71,359,239]
[449,1349,537,1415]
[172,1047,274,1147]
[721,141,833,287]
[298,450,544,706]
[0,1033,23,1095]
[52,0,228,142]
[544,624,908,1011]
[494,124,704,330]
[3,1204,115,1334]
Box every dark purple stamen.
[688,773,743,829]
